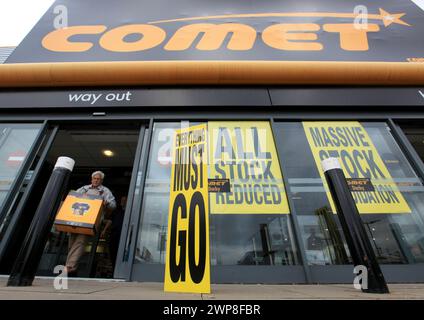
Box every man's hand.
[101,219,112,239]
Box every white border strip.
[412,0,424,11]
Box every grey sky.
[0,0,54,47]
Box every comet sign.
[6,0,424,63]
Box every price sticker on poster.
[164,123,210,293]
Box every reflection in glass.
[136,123,180,264]
[0,123,42,238]
[315,206,349,264]
[0,124,41,210]
[210,214,299,266]
[276,121,424,265]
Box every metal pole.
[7,157,75,286]
[322,157,389,294]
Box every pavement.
[1,276,424,299]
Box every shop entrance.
[37,126,139,278]
[0,122,147,280]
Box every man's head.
[91,171,105,187]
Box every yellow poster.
[164,123,210,293]
[303,121,410,214]
[209,121,290,214]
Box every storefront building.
[0,0,424,284]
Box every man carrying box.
[65,171,116,276]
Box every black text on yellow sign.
[303,121,411,214]
[209,121,290,214]
[164,124,210,293]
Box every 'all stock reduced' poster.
[208,122,290,215]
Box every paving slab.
[203,284,311,300]
[0,277,122,294]
[1,277,424,300]
[89,282,202,300]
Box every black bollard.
[322,157,389,294]
[7,157,75,286]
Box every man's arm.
[75,186,88,194]
[102,187,117,211]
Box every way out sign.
[164,124,210,293]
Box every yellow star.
[379,8,411,27]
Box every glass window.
[275,121,424,265]
[208,121,299,266]
[136,122,183,264]
[0,123,42,212]
[135,121,300,266]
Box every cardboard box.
[54,191,104,236]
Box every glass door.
[114,123,150,280]
[0,123,45,220]
[32,122,147,279]
[0,122,50,273]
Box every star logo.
[379,8,411,27]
